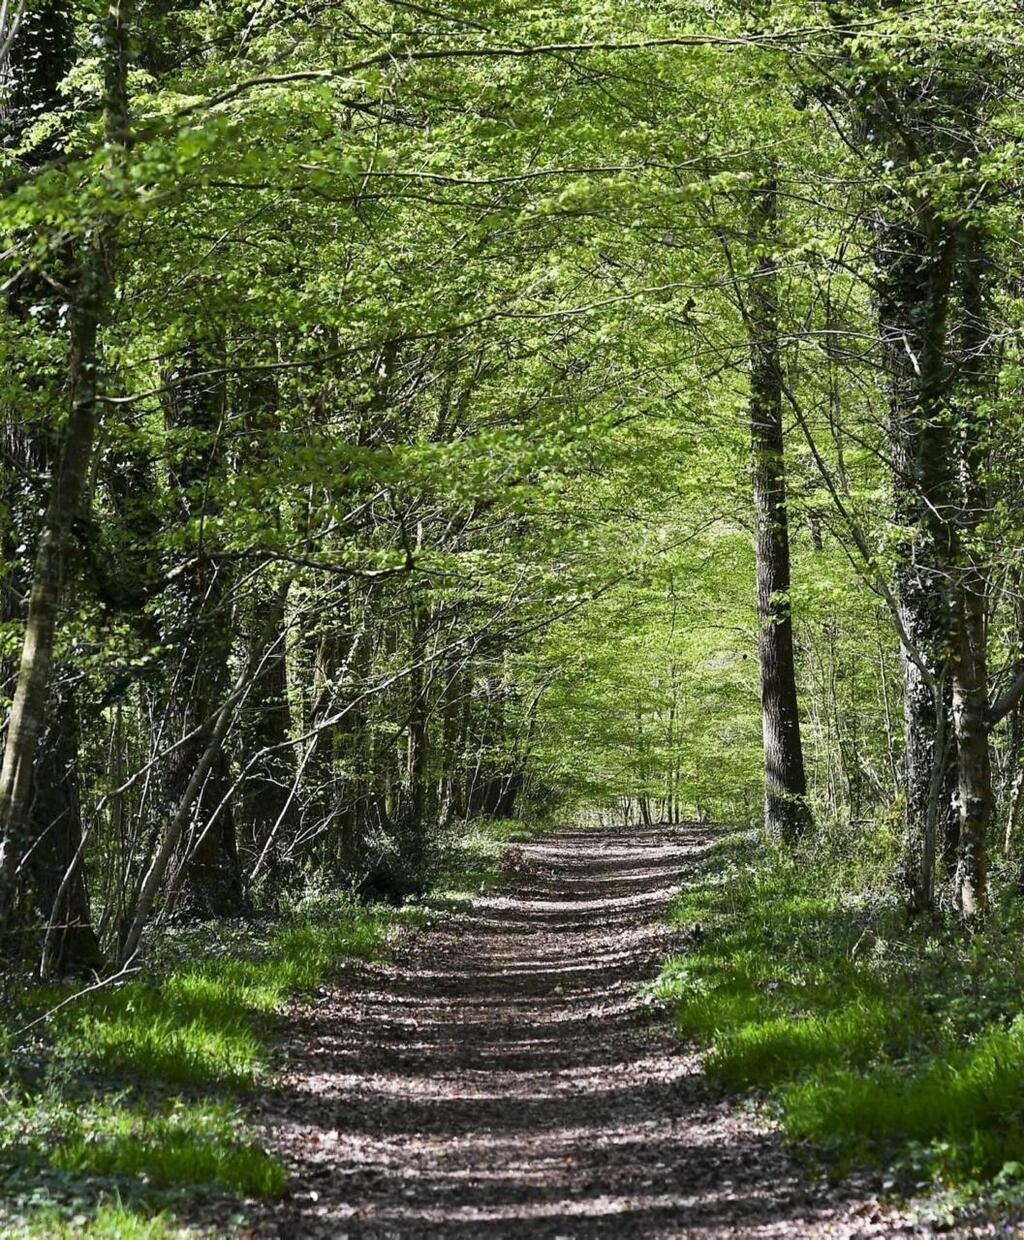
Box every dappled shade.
[250,828,890,1238]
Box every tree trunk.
[951,231,995,920]
[30,681,103,974]
[332,585,374,878]
[999,578,1024,853]
[400,599,431,878]
[238,583,296,888]
[234,369,298,893]
[0,275,107,929]
[953,567,993,919]
[879,212,957,912]
[747,181,811,844]
[938,679,961,879]
[161,344,244,917]
[0,0,131,939]
[0,405,99,972]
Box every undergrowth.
[0,817,527,1238]
[428,816,548,905]
[656,823,1024,1223]
[0,901,392,1237]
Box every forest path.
[248,826,899,1239]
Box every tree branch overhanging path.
[4,1,1024,1236]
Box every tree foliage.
[1,0,1024,975]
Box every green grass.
[1,818,539,1236]
[657,827,1024,1198]
[0,898,397,1236]
[425,816,548,906]
[0,1199,186,1239]
[1,1096,286,1197]
[51,1101,287,1195]
[39,910,393,1089]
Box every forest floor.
[242,824,927,1239]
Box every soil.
[245,825,934,1239]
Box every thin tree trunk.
[953,567,993,919]
[401,598,431,878]
[951,231,995,920]
[161,344,244,917]
[237,583,296,890]
[30,682,103,975]
[117,639,271,965]
[999,578,1024,851]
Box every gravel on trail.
[246,825,935,1239]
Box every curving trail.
[250,826,911,1238]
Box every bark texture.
[0,0,131,943]
[879,213,957,911]
[951,233,995,919]
[748,183,811,844]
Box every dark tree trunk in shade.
[0,0,108,966]
[301,614,366,883]
[747,183,811,844]
[1000,582,1024,858]
[237,582,297,889]
[0,424,100,971]
[400,600,431,877]
[28,682,103,972]
[332,589,375,878]
[879,213,958,912]
[0,284,109,932]
[953,568,993,919]
[233,375,297,890]
[939,679,961,878]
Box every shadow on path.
[250,826,901,1239]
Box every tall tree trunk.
[938,679,961,879]
[331,584,374,879]
[400,597,431,879]
[953,566,993,920]
[0,424,99,971]
[161,345,244,918]
[0,1,109,971]
[233,374,297,892]
[0,3,133,934]
[0,300,101,927]
[30,680,103,974]
[879,212,957,912]
[237,581,296,894]
[747,181,811,844]
[1000,581,1024,856]
[951,231,995,920]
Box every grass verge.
[655,825,1024,1222]
[427,816,550,906]
[1,898,398,1237]
[1,816,536,1237]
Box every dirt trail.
[250,826,909,1238]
